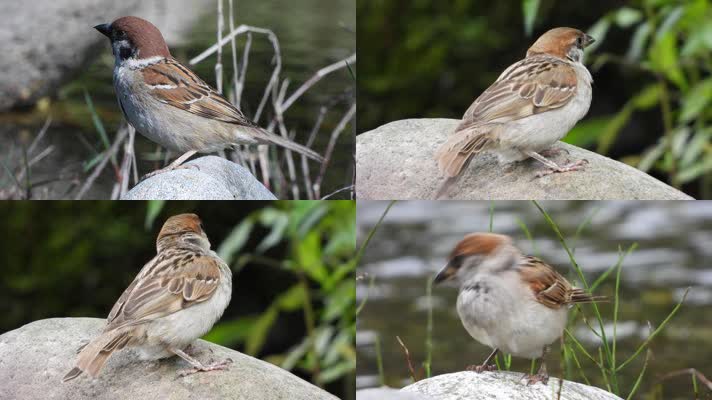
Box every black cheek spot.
[119,46,133,60]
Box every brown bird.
[63,213,232,381]
[434,232,604,384]
[94,16,324,177]
[435,28,595,198]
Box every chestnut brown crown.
[526,27,594,60]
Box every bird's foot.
[177,358,233,377]
[535,159,588,178]
[525,371,549,385]
[141,163,200,181]
[466,363,496,373]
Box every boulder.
[401,371,623,400]
[356,119,693,200]
[122,156,277,200]
[0,0,211,111]
[357,387,435,400]
[0,318,337,400]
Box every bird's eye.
[575,36,583,47]
[115,30,127,39]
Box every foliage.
[203,200,357,388]
[581,0,712,195]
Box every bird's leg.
[466,348,499,373]
[169,347,233,377]
[526,346,550,385]
[525,150,588,178]
[539,146,569,158]
[141,150,198,181]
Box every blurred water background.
[357,200,712,399]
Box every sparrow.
[93,16,324,177]
[63,213,233,381]
[435,28,595,197]
[434,232,602,384]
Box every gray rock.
[0,0,211,111]
[0,318,337,400]
[357,387,435,400]
[122,156,277,200]
[401,371,623,400]
[356,119,693,200]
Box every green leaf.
[649,32,686,89]
[626,22,652,62]
[680,127,712,168]
[522,0,540,37]
[638,139,667,172]
[563,117,611,148]
[281,336,311,370]
[322,280,355,322]
[680,78,712,122]
[586,18,611,54]
[296,231,327,284]
[671,127,691,160]
[276,284,306,311]
[597,105,633,155]
[614,7,642,28]
[144,201,165,229]
[677,158,712,184]
[256,213,289,253]
[203,316,258,345]
[318,360,356,384]
[631,84,661,109]
[217,218,254,264]
[245,307,278,356]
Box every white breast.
[456,271,569,359]
[136,261,232,360]
[494,61,592,163]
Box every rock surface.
[0,318,337,400]
[357,387,435,400]
[356,119,693,200]
[122,156,277,200]
[0,0,211,111]
[401,371,623,400]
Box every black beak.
[433,264,457,284]
[94,23,111,38]
[583,33,595,48]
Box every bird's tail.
[251,127,324,163]
[62,330,132,382]
[434,127,494,178]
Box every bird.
[93,16,324,178]
[63,213,232,381]
[434,27,595,198]
[433,232,602,384]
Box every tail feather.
[251,127,324,163]
[62,331,131,382]
[434,128,494,178]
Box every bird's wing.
[141,58,259,128]
[105,253,223,331]
[517,255,575,309]
[456,56,578,133]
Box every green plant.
[204,200,356,389]
[581,1,712,194]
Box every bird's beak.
[583,34,595,48]
[94,23,111,38]
[433,263,457,284]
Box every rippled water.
[356,201,712,399]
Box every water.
[356,201,712,399]
[1,0,354,199]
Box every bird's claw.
[177,358,233,377]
